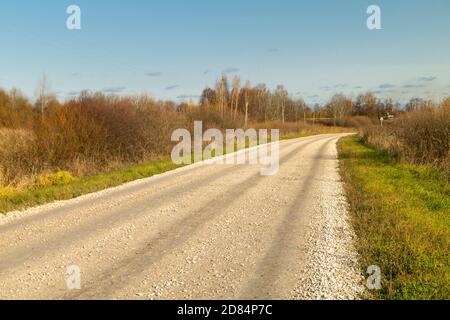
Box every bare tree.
[216,74,229,119]
[35,74,52,115]
[231,76,240,120]
[275,85,287,123]
[244,81,251,127]
[329,94,352,126]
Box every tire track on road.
[240,137,338,299]
[0,138,317,273]
[64,136,333,299]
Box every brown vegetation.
[1,76,448,189]
[0,89,186,188]
[0,80,339,190]
[358,98,450,177]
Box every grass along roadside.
[338,135,450,300]
[0,160,183,214]
[280,126,351,141]
[0,130,347,215]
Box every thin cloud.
[403,84,424,88]
[102,86,127,94]
[177,94,200,99]
[146,72,162,77]
[319,84,347,91]
[418,76,437,82]
[223,68,240,74]
[165,85,180,91]
[378,83,396,89]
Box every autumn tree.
[200,87,217,110]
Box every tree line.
[1,73,448,130]
[194,74,446,126]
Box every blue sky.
[0,0,449,105]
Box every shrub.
[35,171,76,188]
[359,103,450,177]
[0,128,36,186]
[251,120,346,136]
[0,187,15,198]
[0,93,187,188]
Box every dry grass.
[359,105,450,177]
[251,120,350,137]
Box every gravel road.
[0,134,364,300]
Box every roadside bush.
[251,120,348,136]
[341,116,374,128]
[0,187,15,198]
[359,103,450,177]
[399,107,449,166]
[185,108,242,130]
[0,93,187,188]
[35,171,76,188]
[0,128,36,186]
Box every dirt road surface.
[0,134,364,300]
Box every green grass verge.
[280,132,316,141]
[338,135,450,300]
[281,128,354,141]
[0,160,184,214]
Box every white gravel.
[292,142,365,299]
[0,134,364,300]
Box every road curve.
[0,134,364,300]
